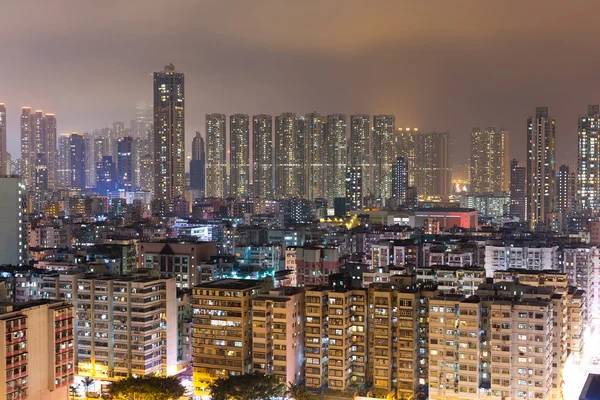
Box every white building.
[484,244,558,277]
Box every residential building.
[413,132,452,199]
[205,114,227,198]
[509,159,527,220]
[137,241,217,289]
[325,114,347,205]
[230,114,250,199]
[251,287,304,384]
[527,107,556,230]
[153,63,185,203]
[192,279,265,397]
[372,115,396,202]
[470,127,509,193]
[190,131,205,195]
[0,300,74,400]
[0,177,26,265]
[252,115,273,199]
[74,277,179,380]
[275,113,304,198]
[0,104,6,175]
[578,105,600,212]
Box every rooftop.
[194,278,264,290]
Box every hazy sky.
[1,0,599,168]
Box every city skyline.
[2,1,600,168]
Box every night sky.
[1,0,599,169]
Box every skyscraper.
[45,113,57,189]
[117,136,134,191]
[252,114,273,199]
[325,114,347,205]
[96,156,117,194]
[229,114,250,199]
[527,107,556,229]
[57,133,71,188]
[0,104,6,175]
[205,114,227,198]
[275,113,303,198]
[69,133,86,189]
[305,112,325,200]
[556,164,576,217]
[396,128,417,187]
[373,115,395,202]
[190,131,206,195]
[392,156,409,203]
[350,115,371,197]
[0,103,5,176]
[345,166,363,211]
[509,159,527,221]
[470,127,509,193]
[139,155,154,195]
[578,104,600,212]
[413,132,452,198]
[20,107,33,186]
[153,63,185,203]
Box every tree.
[108,376,186,400]
[82,377,95,398]
[209,371,285,400]
[287,383,319,400]
[70,384,80,400]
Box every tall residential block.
[305,112,325,200]
[413,132,452,199]
[392,156,409,203]
[190,131,206,195]
[69,133,86,189]
[527,107,556,229]
[373,115,396,202]
[396,128,418,187]
[510,159,527,221]
[205,114,227,198]
[578,104,600,212]
[57,134,71,188]
[117,136,133,191]
[20,108,33,187]
[345,166,363,211]
[45,113,57,189]
[470,127,509,193]
[325,114,347,204]
[350,115,371,197]
[229,114,250,199]
[275,113,304,198]
[0,104,7,175]
[252,114,273,199]
[556,164,576,217]
[153,63,185,203]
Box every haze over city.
[2,0,600,166]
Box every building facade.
[153,63,185,203]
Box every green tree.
[209,372,285,400]
[82,377,95,398]
[287,383,319,400]
[107,376,186,400]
